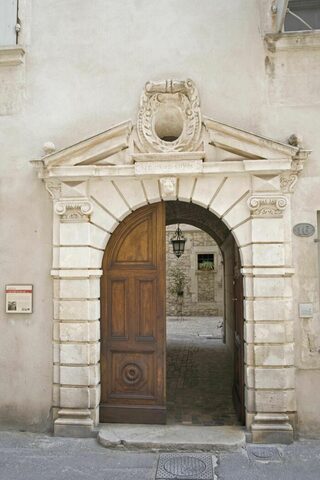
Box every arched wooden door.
[100,202,166,424]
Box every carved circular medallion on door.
[122,363,143,385]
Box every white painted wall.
[0,0,320,433]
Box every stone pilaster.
[51,194,107,437]
[246,192,295,443]
[52,269,102,437]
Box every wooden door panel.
[100,202,166,424]
[109,351,155,399]
[116,219,150,263]
[136,277,157,340]
[110,211,157,268]
[109,279,128,339]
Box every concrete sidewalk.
[97,424,245,451]
[0,431,157,480]
[0,431,320,480]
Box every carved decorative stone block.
[248,195,287,217]
[137,79,202,153]
[160,177,177,198]
[45,180,61,200]
[280,173,298,193]
[54,199,93,223]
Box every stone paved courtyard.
[166,317,241,426]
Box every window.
[197,253,214,271]
[285,0,320,31]
[0,0,19,46]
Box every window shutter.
[0,0,18,46]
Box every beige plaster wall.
[296,370,320,438]
[0,173,52,430]
[0,0,320,433]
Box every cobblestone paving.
[167,316,224,339]
[166,317,240,426]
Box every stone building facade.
[1,1,320,443]
[166,225,223,317]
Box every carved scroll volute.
[248,195,288,217]
[137,79,202,153]
[54,199,93,223]
[44,180,93,223]
[280,173,298,194]
[45,180,61,200]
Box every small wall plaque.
[5,285,33,314]
[293,223,315,237]
[299,303,313,318]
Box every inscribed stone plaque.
[135,160,203,176]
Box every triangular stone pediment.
[41,116,299,170]
[43,121,133,168]
[39,79,301,170]
[204,117,299,160]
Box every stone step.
[97,424,245,452]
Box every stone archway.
[99,200,245,426]
[33,78,309,443]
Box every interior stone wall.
[166,225,223,317]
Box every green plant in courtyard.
[168,265,187,297]
[199,260,214,271]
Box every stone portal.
[33,79,309,442]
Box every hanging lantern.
[170,224,186,258]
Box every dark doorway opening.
[165,201,244,426]
[165,224,238,426]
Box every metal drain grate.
[156,453,215,480]
[248,446,281,463]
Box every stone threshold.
[97,424,246,452]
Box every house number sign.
[293,223,315,237]
[5,285,33,313]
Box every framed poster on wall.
[5,285,33,314]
